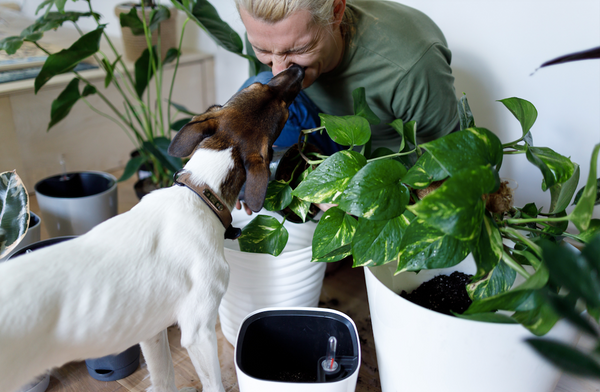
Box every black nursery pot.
[235,308,360,390]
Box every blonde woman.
[235,0,459,153]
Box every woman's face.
[240,7,344,89]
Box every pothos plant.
[0,0,259,188]
[238,86,600,336]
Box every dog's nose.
[267,64,305,103]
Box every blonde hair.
[234,0,341,27]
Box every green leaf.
[25,12,99,37]
[402,151,449,189]
[574,178,600,206]
[148,6,171,32]
[388,119,406,152]
[47,77,81,131]
[238,215,289,256]
[287,197,312,223]
[264,181,292,212]
[527,339,600,378]
[420,127,503,175]
[311,208,357,262]
[454,312,518,324]
[135,46,158,98]
[465,268,549,314]
[143,136,183,174]
[170,117,193,131]
[512,299,560,336]
[571,144,600,232]
[352,215,410,267]
[549,164,580,214]
[338,159,409,220]
[119,7,145,35]
[458,94,475,130]
[172,0,244,54]
[397,219,470,273]
[352,87,380,125]
[170,101,198,116]
[163,47,180,64]
[319,114,371,147]
[541,239,600,308]
[579,220,600,243]
[0,36,25,55]
[408,165,498,241]
[81,84,96,97]
[118,156,145,182]
[34,26,104,93]
[0,171,30,259]
[499,97,538,140]
[544,291,598,337]
[292,150,366,203]
[525,145,575,191]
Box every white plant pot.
[0,212,41,262]
[35,171,118,237]
[235,307,360,392]
[364,255,581,392]
[219,209,326,346]
[15,373,49,392]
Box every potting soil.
[400,271,473,316]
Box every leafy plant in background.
[239,85,600,337]
[0,0,257,188]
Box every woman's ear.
[332,0,346,26]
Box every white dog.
[0,64,305,392]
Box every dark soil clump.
[400,271,473,316]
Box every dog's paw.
[178,388,197,392]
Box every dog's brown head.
[168,64,305,212]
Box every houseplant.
[236,85,599,390]
[0,171,30,260]
[0,0,257,191]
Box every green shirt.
[305,0,458,150]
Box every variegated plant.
[238,88,600,337]
[0,0,257,189]
[0,171,30,259]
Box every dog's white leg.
[140,330,183,392]
[180,316,225,392]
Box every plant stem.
[502,250,531,279]
[500,226,543,258]
[505,215,569,226]
[167,18,190,129]
[366,148,418,163]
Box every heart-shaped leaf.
[319,114,371,147]
[408,165,498,241]
[397,219,470,273]
[525,145,575,191]
[311,207,357,262]
[549,164,580,214]
[402,151,449,189]
[238,215,289,256]
[339,159,409,220]
[264,181,292,212]
[293,150,366,203]
[352,215,410,267]
[499,97,538,140]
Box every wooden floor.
[26,169,600,392]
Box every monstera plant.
[0,0,258,189]
[238,87,600,336]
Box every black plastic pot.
[235,308,360,390]
[34,172,115,199]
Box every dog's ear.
[243,153,271,212]
[168,115,218,157]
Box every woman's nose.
[271,55,290,76]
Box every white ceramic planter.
[364,256,581,392]
[35,171,118,237]
[235,307,360,392]
[219,209,326,346]
[0,212,41,262]
[15,373,49,392]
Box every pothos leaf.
[352,214,410,267]
[319,114,371,147]
[238,215,289,256]
[525,145,575,191]
[352,87,380,125]
[311,207,357,263]
[499,97,538,140]
[264,181,292,212]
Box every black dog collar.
[173,170,242,240]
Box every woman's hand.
[236,199,253,215]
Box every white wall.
[13,0,600,219]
